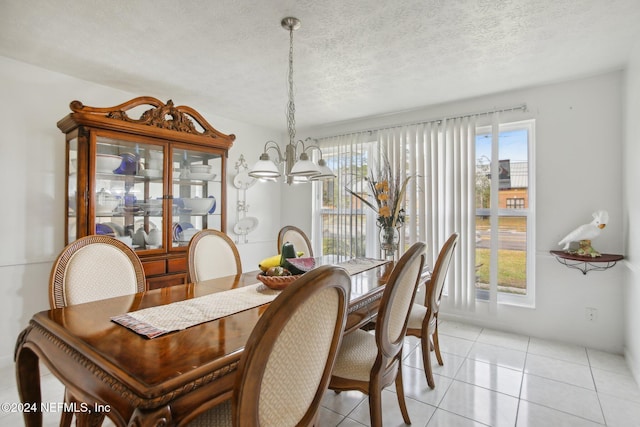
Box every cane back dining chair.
[48,234,147,427]
[329,242,426,427]
[277,225,314,258]
[187,229,243,283]
[49,234,146,309]
[187,265,351,426]
[406,232,459,389]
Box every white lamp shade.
[310,159,336,181]
[249,157,281,178]
[289,152,321,177]
[291,175,311,183]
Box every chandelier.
[248,17,335,185]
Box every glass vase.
[379,225,400,260]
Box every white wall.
[623,41,640,381]
[0,56,283,369]
[306,71,626,352]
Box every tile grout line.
[514,335,531,426]
[587,347,609,426]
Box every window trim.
[476,119,536,308]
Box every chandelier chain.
[287,26,296,145]
[248,18,334,184]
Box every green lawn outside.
[475,248,526,289]
[475,216,527,293]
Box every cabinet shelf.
[550,250,623,275]
[173,179,219,185]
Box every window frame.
[476,119,536,308]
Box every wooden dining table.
[14,256,414,427]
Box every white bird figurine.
[558,210,609,257]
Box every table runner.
[334,257,388,276]
[112,258,388,339]
[112,283,280,338]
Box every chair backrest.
[427,233,459,318]
[376,242,426,358]
[277,225,313,258]
[49,235,146,309]
[187,229,242,283]
[232,265,350,426]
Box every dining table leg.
[15,326,43,427]
[128,405,174,427]
[76,411,107,427]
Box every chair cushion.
[331,329,378,382]
[188,400,231,427]
[407,303,427,330]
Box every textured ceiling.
[2,0,640,131]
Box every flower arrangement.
[347,156,412,229]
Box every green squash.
[279,242,297,267]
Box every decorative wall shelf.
[550,250,624,275]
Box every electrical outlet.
[585,307,598,321]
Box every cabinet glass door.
[94,136,166,251]
[67,137,78,242]
[171,147,222,247]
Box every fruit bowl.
[256,273,302,290]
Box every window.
[313,112,531,311]
[475,120,535,307]
[507,198,525,209]
[315,139,378,259]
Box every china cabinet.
[57,96,235,289]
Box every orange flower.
[376,180,389,192]
[345,157,412,229]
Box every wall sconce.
[233,154,259,244]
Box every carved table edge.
[16,320,239,409]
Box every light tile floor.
[4,320,640,426]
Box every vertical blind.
[314,106,525,311]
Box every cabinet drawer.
[147,273,187,290]
[168,257,187,273]
[142,260,166,277]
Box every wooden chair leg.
[422,334,435,389]
[60,388,74,427]
[394,362,411,425]
[433,323,444,366]
[368,387,383,427]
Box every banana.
[258,254,281,272]
[258,252,305,272]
